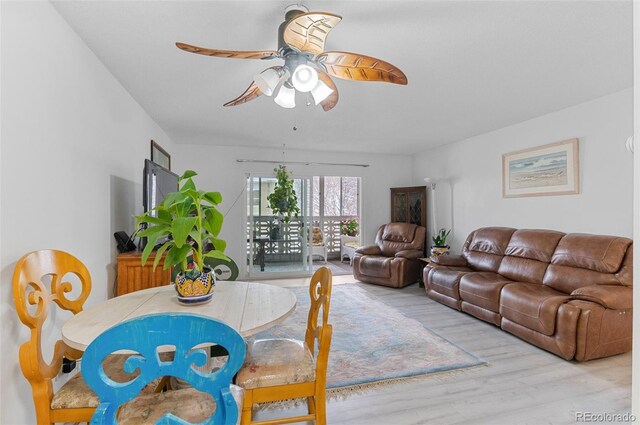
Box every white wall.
[632,0,639,418]
[171,145,413,278]
[413,88,634,250]
[0,2,176,423]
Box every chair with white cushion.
[310,226,328,263]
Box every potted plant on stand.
[340,219,359,237]
[135,170,228,304]
[431,228,451,257]
[267,165,300,240]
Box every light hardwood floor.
[254,277,633,425]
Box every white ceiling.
[51,1,633,155]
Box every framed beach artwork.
[502,138,579,198]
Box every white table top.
[61,281,297,351]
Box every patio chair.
[310,226,328,263]
[237,267,333,425]
[12,250,168,424]
[82,313,246,424]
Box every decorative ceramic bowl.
[174,266,215,304]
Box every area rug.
[251,284,486,396]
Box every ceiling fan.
[176,5,408,112]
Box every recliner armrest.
[356,245,381,255]
[395,250,423,259]
[571,285,633,310]
[429,255,468,267]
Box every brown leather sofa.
[424,227,632,361]
[353,222,426,288]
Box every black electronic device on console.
[114,231,136,253]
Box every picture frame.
[150,140,171,170]
[502,138,579,198]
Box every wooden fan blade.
[283,12,342,55]
[317,71,339,112]
[176,42,279,60]
[223,82,262,107]
[317,51,408,85]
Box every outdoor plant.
[340,219,359,236]
[267,165,300,223]
[432,228,451,247]
[135,170,227,276]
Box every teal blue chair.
[82,313,246,425]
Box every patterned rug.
[252,284,486,396]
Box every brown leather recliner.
[353,222,426,288]
[424,227,633,361]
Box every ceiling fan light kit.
[274,84,296,109]
[176,5,408,111]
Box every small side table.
[418,257,432,288]
[340,235,360,265]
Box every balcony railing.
[248,216,359,262]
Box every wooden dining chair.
[13,250,96,424]
[82,313,246,424]
[13,250,168,424]
[236,266,333,425]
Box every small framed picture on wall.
[150,140,171,170]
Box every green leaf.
[165,244,192,269]
[138,215,170,226]
[180,170,197,180]
[203,191,222,205]
[171,217,197,248]
[176,198,194,217]
[204,207,224,236]
[153,241,172,271]
[140,235,158,266]
[209,237,227,252]
[204,250,230,261]
[181,178,196,193]
[138,224,170,240]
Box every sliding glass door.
[246,173,311,278]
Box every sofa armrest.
[395,250,423,259]
[356,245,381,255]
[429,255,468,267]
[571,285,633,310]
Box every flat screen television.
[141,159,179,249]
[143,159,179,214]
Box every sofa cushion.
[551,234,632,273]
[382,223,417,243]
[543,264,623,294]
[459,272,514,313]
[499,283,571,336]
[428,268,467,299]
[464,227,516,272]
[504,229,565,262]
[358,256,391,278]
[498,256,549,284]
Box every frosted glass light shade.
[254,68,281,96]
[311,80,333,105]
[274,85,296,108]
[291,64,318,92]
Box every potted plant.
[135,170,228,302]
[267,165,300,239]
[431,228,451,257]
[340,219,359,237]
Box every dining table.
[61,280,297,352]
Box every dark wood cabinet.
[390,186,427,228]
